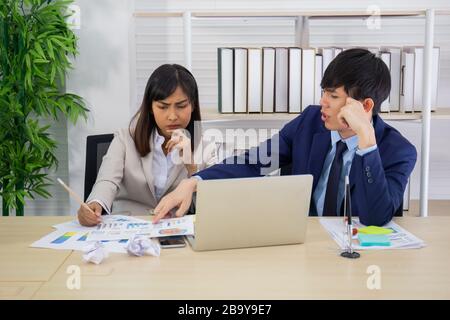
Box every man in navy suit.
[153,48,417,227]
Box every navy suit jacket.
[196,106,417,226]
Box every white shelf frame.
[134,9,450,217]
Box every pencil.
[56,178,97,216]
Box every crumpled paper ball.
[127,235,161,257]
[83,241,109,264]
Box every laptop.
[186,174,313,251]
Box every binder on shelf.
[275,47,289,113]
[217,47,234,113]
[319,47,334,76]
[288,47,302,113]
[380,51,391,113]
[247,48,262,113]
[367,47,380,55]
[344,46,379,56]
[317,47,337,76]
[314,53,323,105]
[404,46,439,112]
[333,47,343,58]
[400,51,414,112]
[381,47,402,112]
[233,47,248,113]
[431,47,440,109]
[302,48,315,109]
[407,47,424,112]
[218,44,439,115]
[319,47,342,76]
[262,47,275,113]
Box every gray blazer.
[87,128,217,215]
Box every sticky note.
[358,226,393,235]
[358,234,391,247]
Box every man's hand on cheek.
[337,97,376,149]
[337,97,371,135]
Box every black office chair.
[84,134,114,201]
[279,163,403,217]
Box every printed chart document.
[31,229,94,251]
[51,214,143,231]
[320,218,425,250]
[31,215,195,253]
[87,215,195,241]
[32,215,148,252]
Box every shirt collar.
[154,129,166,147]
[330,120,373,151]
[330,130,359,152]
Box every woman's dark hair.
[130,64,201,157]
[321,48,391,115]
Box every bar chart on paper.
[50,232,78,244]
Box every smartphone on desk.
[159,236,186,248]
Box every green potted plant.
[0,0,88,216]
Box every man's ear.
[362,98,375,114]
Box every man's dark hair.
[321,48,391,115]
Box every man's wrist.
[357,126,376,149]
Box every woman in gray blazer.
[78,64,217,226]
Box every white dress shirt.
[152,129,176,201]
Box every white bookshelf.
[134,10,450,18]
[201,108,450,121]
[134,9,450,217]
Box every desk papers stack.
[30,215,194,253]
[320,218,426,250]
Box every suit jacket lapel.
[307,131,331,191]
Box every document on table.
[31,215,195,252]
[31,229,92,251]
[51,214,145,231]
[320,218,426,250]
[87,215,195,241]
[31,215,144,253]
[30,229,131,253]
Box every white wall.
[66,0,133,215]
[59,0,450,216]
